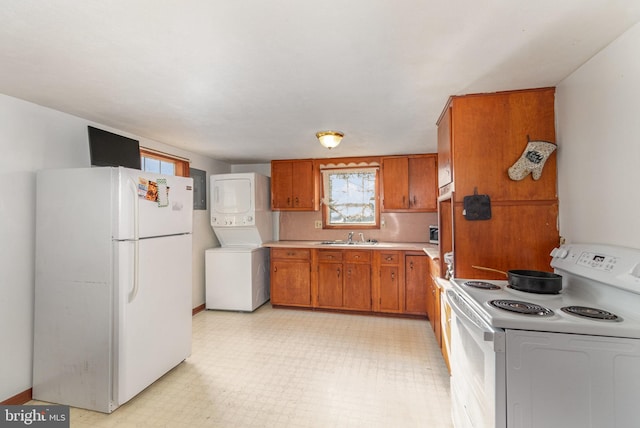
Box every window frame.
[321,166,380,230]
[140,148,190,177]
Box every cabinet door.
[452,202,559,279]
[379,265,402,313]
[382,155,437,212]
[429,257,442,344]
[271,260,311,306]
[271,161,293,209]
[433,283,441,344]
[343,263,371,311]
[381,157,409,210]
[292,160,315,209]
[317,262,343,308]
[408,155,437,211]
[437,105,453,189]
[271,160,317,211]
[450,89,556,203]
[405,255,428,315]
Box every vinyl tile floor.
[31,304,453,427]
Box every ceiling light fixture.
[316,131,344,149]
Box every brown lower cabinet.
[427,256,442,344]
[317,250,344,308]
[271,247,427,317]
[317,249,372,311]
[270,248,312,307]
[374,250,403,313]
[343,251,372,311]
[404,253,428,316]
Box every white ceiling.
[2,1,640,164]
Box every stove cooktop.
[449,244,640,338]
[450,277,640,338]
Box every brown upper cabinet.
[437,88,557,202]
[381,154,438,212]
[271,159,319,211]
[271,154,438,214]
[436,87,559,279]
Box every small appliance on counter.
[429,225,439,244]
[205,173,273,312]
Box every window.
[142,156,175,175]
[140,148,190,177]
[321,167,380,229]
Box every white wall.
[556,22,640,248]
[135,138,231,308]
[231,163,271,176]
[0,93,229,401]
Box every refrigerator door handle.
[128,177,140,303]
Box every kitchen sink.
[318,240,379,247]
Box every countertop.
[264,240,438,253]
[421,246,440,260]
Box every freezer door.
[115,234,192,406]
[114,167,193,240]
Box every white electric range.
[446,243,640,428]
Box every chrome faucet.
[347,231,354,244]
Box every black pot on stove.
[508,270,562,294]
[472,265,563,294]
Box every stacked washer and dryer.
[205,173,273,312]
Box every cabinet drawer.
[271,248,310,260]
[317,250,343,262]
[379,251,401,264]
[345,250,371,263]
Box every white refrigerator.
[33,167,193,413]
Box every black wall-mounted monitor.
[88,126,141,170]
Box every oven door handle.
[446,288,505,352]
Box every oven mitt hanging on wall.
[508,139,557,181]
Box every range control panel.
[576,252,618,271]
[551,244,640,292]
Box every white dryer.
[205,173,273,312]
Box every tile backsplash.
[278,211,438,243]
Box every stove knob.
[550,248,568,258]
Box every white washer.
[205,247,270,312]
